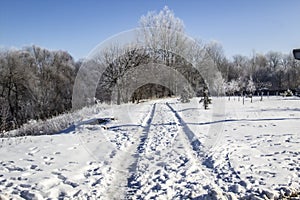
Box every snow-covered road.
[0,97,299,199]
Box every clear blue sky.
[1,0,300,60]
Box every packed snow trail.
[102,103,157,199]
[166,102,202,157]
[124,102,215,199]
[167,101,243,194]
[126,103,156,194]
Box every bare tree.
[266,51,282,70]
[96,45,150,104]
[0,50,36,130]
[232,54,248,80]
[205,41,229,80]
[27,46,75,118]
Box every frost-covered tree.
[138,6,206,99]
[139,6,186,59]
[225,79,240,101]
[212,73,226,97]
[246,77,256,103]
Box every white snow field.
[0,96,299,199]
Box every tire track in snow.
[126,103,157,196]
[137,103,157,154]
[166,102,219,169]
[166,102,244,197]
[125,103,211,199]
[165,102,215,171]
[166,102,223,167]
[100,103,156,199]
[166,102,204,158]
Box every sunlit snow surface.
[0,96,299,199]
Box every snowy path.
[102,103,157,199]
[124,102,214,199]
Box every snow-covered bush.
[285,89,293,97]
[280,89,293,97]
[4,103,109,137]
[225,79,240,100]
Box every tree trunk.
[117,87,121,105]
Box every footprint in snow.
[67,146,77,150]
[20,183,31,188]
[42,156,54,165]
[27,147,40,156]
[20,158,34,162]
[5,182,13,187]
[42,156,54,161]
[68,161,79,165]
[25,164,39,171]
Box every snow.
[0,96,299,199]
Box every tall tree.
[139,5,186,60]
[205,42,229,80]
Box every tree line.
[94,6,300,105]
[206,42,300,95]
[0,46,77,132]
